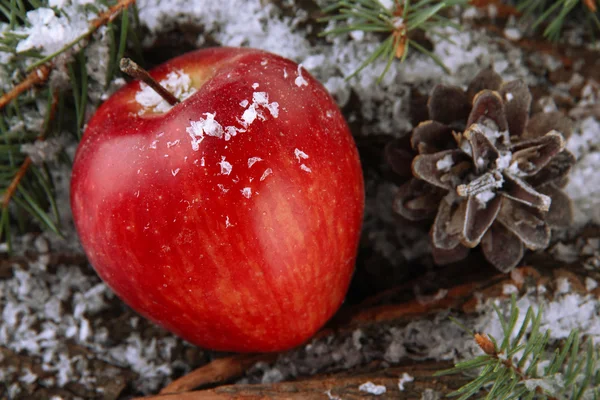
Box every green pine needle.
[319,0,468,81]
[518,0,600,41]
[436,295,600,399]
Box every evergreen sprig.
[518,0,600,41]
[436,296,600,400]
[0,0,138,251]
[319,0,468,81]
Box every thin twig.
[1,91,59,209]
[139,362,463,400]
[159,353,278,394]
[92,0,137,29]
[0,65,50,111]
[120,58,179,105]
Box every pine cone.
[387,68,576,272]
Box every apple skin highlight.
[70,47,364,352]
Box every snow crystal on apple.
[294,148,309,161]
[166,140,180,148]
[252,92,279,118]
[260,168,273,181]
[241,187,252,198]
[247,157,262,167]
[187,112,225,150]
[136,70,196,114]
[217,184,229,193]
[225,216,233,228]
[240,99,249,108]
[300,164,312,173]
[294,64,308,87]
[252,83,259,89]
[218,156,233,175]
[171,168,180,176]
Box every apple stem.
[119,58,180,105]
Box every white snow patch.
[218,157,232,175]
[252,82,259,89]
[294,148,309,162]
[241,187,252,198]
[247,157,262,168]
[294,64,308,87]
[240,99,249,108]
[585,278,598,292]
[504,27,522,41]
[171,168,180,176]
[252,92,279,118]
[358,381,386,395]
[496,151,513,170]
[260,168,273,181]
[225,216,233,228]
[436,154,454,172]
[136,70,196,114]
[566,152,600,225]
[300,164,312,173]
[475,190,496,207]
[187,112,224,151]
[398,373,414,391]
[502,284,519,295]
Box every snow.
[136,70,196,113]
[218,156,232,175]
[300,164,312,173]
[21,136,68,164]
[294,148,309,162]
[16,7,90,56]
[294,64,308,87]
[358,381,386,395]
[398,372,414,391]
[187,112,225,150]
[495,151,513,170]
[504,28,522,41]
[566,151,600,225]
[260,168,273,181]
[252,92,279,118]
[475,190,496,207]
[247,157,262,168]
[435,154,454,172]
[241,187,252,198]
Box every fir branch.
[27,0,137,71]
[436,296,600,399]
[319,0,468,81]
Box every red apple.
[70,47,364,352]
